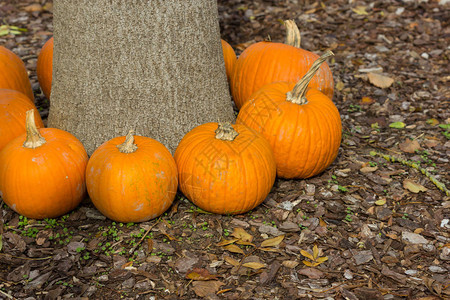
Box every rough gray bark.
[49,0,235,155]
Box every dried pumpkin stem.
[286,50,334,105]
[215,122,239,141]
[23,110,46,149]
[284,20,301,48]
[117,130,138,153]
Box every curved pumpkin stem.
[284,20,301,48]
[286,50,334,105]
[23,110,46,149]
[215,122,239,141]
[117,130,138,153]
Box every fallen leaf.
[389,122,406,129]
[242,262,266,270]
[260,235,284,248]
[186,268,218,281]
[216,238,239,246]
[223,244,245,255]
[192,280,224,297]
[336,81,345,91]
[426,118,439,126]
[399,139,421,153]
[403,179,428,193]
[231,227,253,242]
[352,6,369,15]
[375,198,386,206]
[360,96,375,105]
[282,260,299,269]
[300,250,315,261]
[0,235,2,252]
[147,239,153,253]
[258,247,281,252]
[313,245,319,259]
[360,165,378,173]
[368,72,394,88]
[298,267,324,279]
[24,4,43,12]
[224,256,240,266]
[235,240,255,247]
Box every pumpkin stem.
[117,130,138,153]
[23,110,46,149]
[284,20,301,48]
[286,50,334,105]
[215,122,239,141]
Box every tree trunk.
[48,0,235,155]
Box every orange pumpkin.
[174,122,276,214]
[221,39,237,84]
[36,37,53,99]
[0,110,88,219]
[0,46,34,101]
[86,131,178,222]
[237,51,341,179]
[0,89,44,151]
[230,20,334,109]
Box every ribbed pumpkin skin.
[221,39,237,84]
[86,136,178,223]
[0,129,88,219]
[174,123,276,215]
[36,37,53,99]
[0,89,44,151]
[0,46,34,101]
[237,82,342,179]
[230,42,334,109]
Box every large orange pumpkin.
[174,122,276,214]
[230,20,334,109]
[0,89,44,151]
[0,46,34,101]
[221,39,237,85]
[0,110,88,219]
[86,131,178,223]
[237,51,341,179]
[36,37,53,99]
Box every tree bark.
[49,0,235,155]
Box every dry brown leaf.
[298,267,324,279]
[23,4,43,12]
[242,262,266,270]
[260,235,285,248]
[258,247,281,252]
[368,72,394,88]
[216,238,239,246]
[224,256,240,266]
[360,165,378,173]
[223,244,245,255]
[231,227,253,242]
[282,260,299,269]
[403,179,428,193]
[186,268,218,281]
[399,139,421,153]
[235,240,256,247]
[192,280,224,297]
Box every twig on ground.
[370,150,449,196]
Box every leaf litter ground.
[0,0,449,299]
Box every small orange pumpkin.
[231,20,334,109]
[36,37,53,99]
[0,89,44,151]
[86,130,178,223]
[0,46,34,101]
[174,122,276,214]
[0,110,88,219]
[221,39,237,84]
[237,51,341,179]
